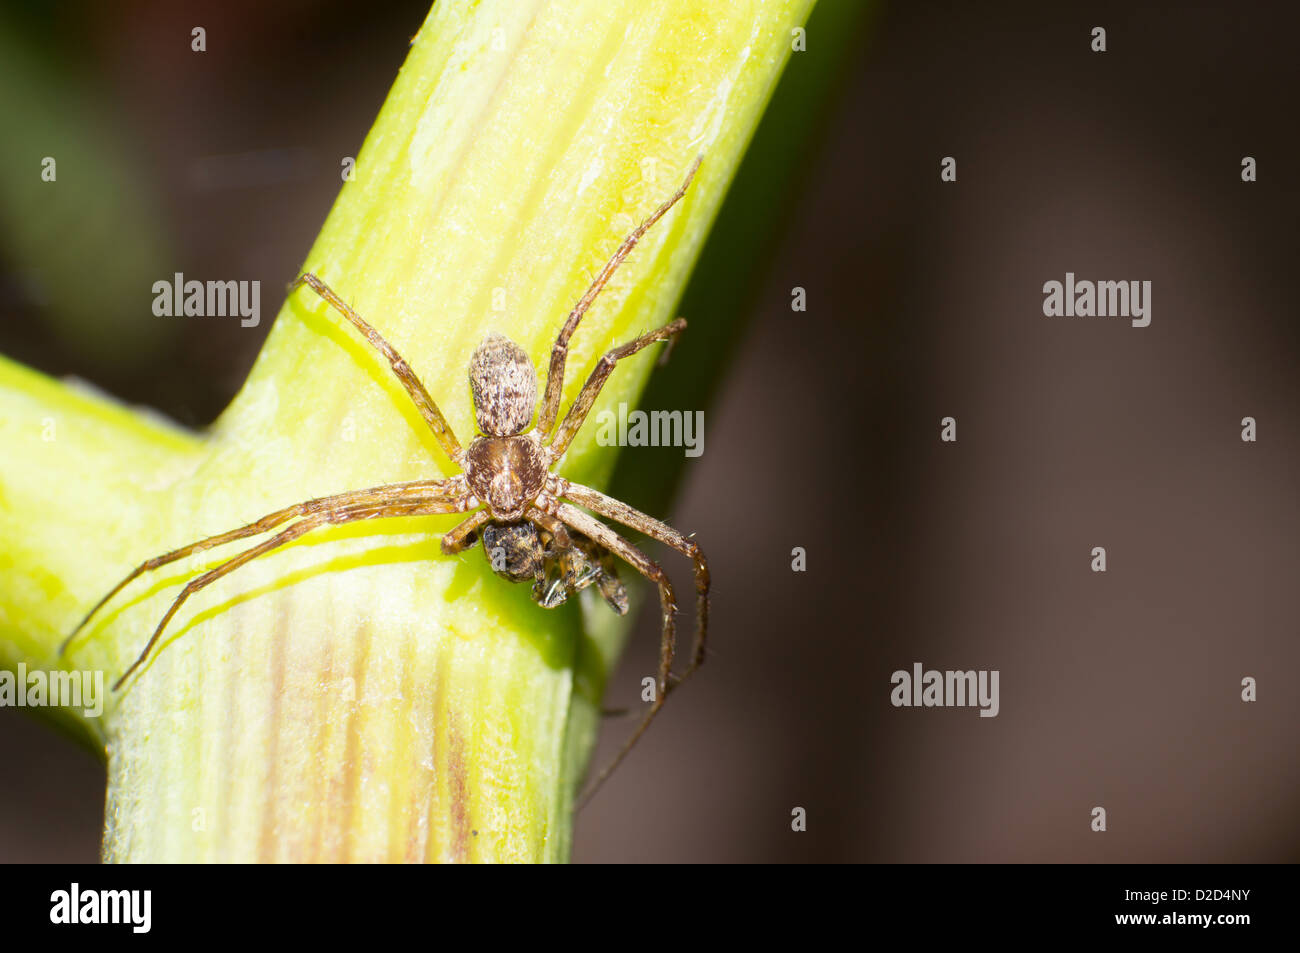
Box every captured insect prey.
[481,521,630,616]
[60,156,710,804]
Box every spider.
[60,158,710,803]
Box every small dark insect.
[481,521,629,615]
[61,158,709,804]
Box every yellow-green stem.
[0,0,814,862]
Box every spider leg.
[537,156,701,436]
[289,272,464,464]
[546,318,686,460]
[532,514,628,615]
[573,530,630,616]
[543,502,678,808]
[558,480,709,671]
[530,511,584,608]
[439,509,491,555]
[60,477,466,657]
[113,493,472,691]
[530,511,571,547]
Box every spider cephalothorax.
[61,157,708,803]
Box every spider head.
[469,332,537,436]
[488,470,525,520]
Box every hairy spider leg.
[439,509,492,555]
[537,156,701,436]
[60,478,465,657]
[288,272,465,464]
[547,319,686,459]
[559,484,709,802]
[559,481,709,672]
[544,502,688,808]
[113,492,472,690]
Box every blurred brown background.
[1,0,1296,863]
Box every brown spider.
[60,158,710,804]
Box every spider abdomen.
[463,432,547,520]
[469,333,537,436]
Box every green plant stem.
[0,0,815,862]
